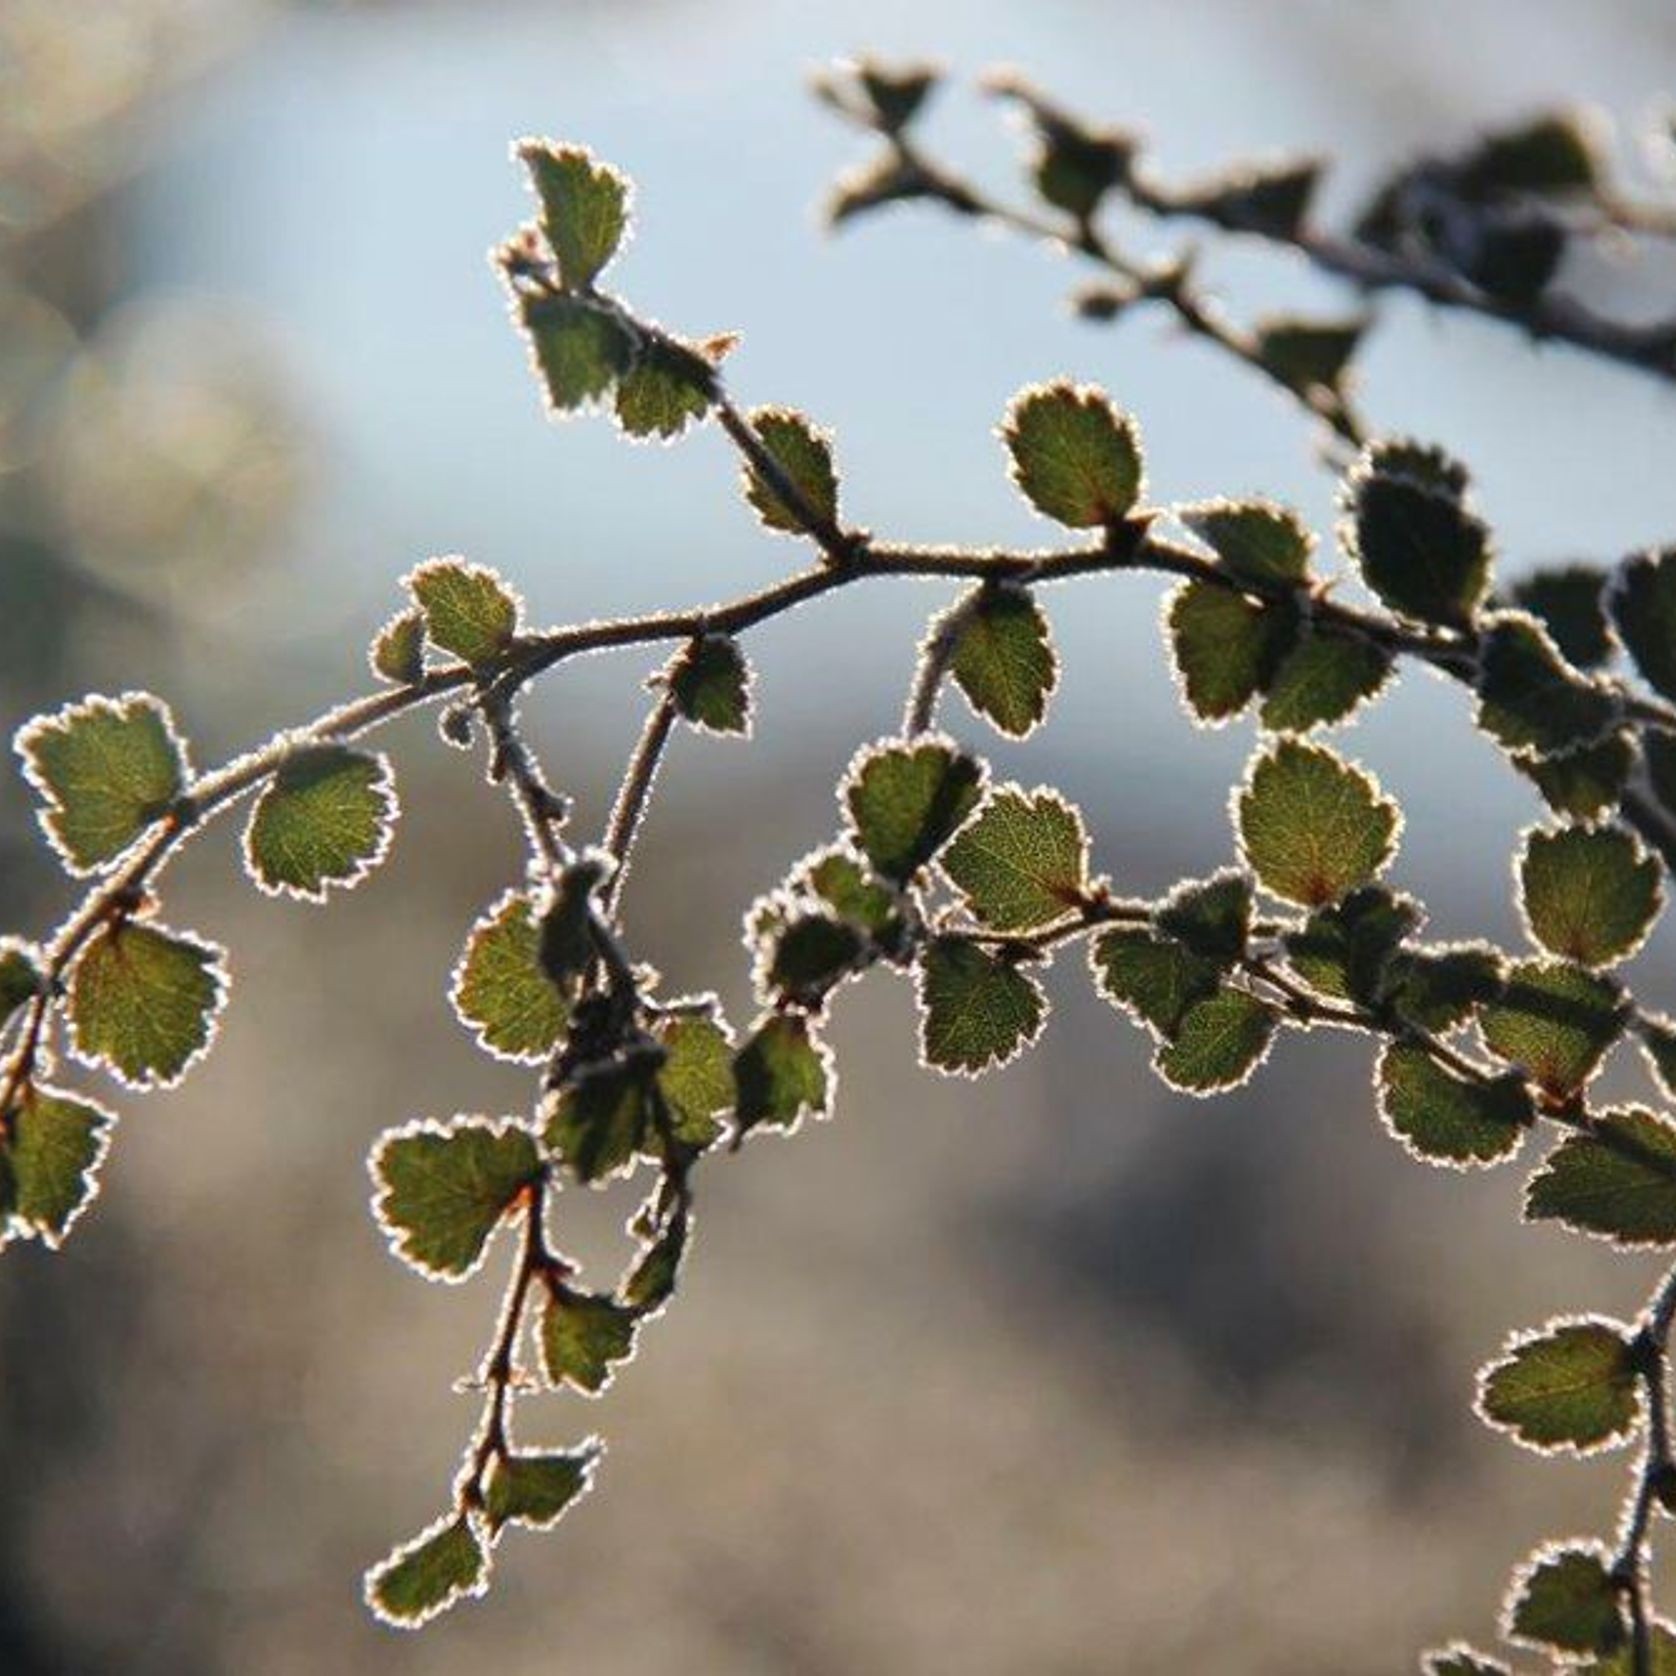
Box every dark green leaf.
[450,891,568,1064]
[1154,989,1278,1093]
[941,786,1089,932]
[17,691,186,874]
[1179,499,1313,585]
[1637,1014,1676,1103]
[1510,565,1614,670]
[1477,1317,1640,1453]
[1259,627,1393,733]
[1090,928,1222,1038]
[1236,740,1400,907]
[1285,885,1421,1004]
[843,736,985,884]
[742,407,839,533]
[1646,728,1676,817]
[854,60,940,134]
[1377,1043,1531,1167]
[537,856,609,985]
[1526,1107,1676,1246]
[1003,382,1144,527]
[406,558,519,668]
[1519,824,1661,968]
[1386,944,1504,1034]
[1577,1621,1676,1674]
[365,1515,487,1629]
[765,914,866,1009]
[1154,871,1252,964]
[1178,157,1321,237]
[1610,548,1676,701]
[370,609,426,684]
[1167,582,1296,724]
[1423,1646,1512,1676]
[370,1118,538,1280]
[917,935,1046,1076]
[1476,614,1618,759]
[68,921,226,1090]
[734,1013,831,1134]
[1343,461,1492,628]
[614,335,716,440]
[0,940,42,1026]
[794,846,900,937]
[669,635,751,736]
[1460,112,1603,200]
[1251,315,1367,397]
[517,141,630,290]
[545,1058,652,1183]
[1482,959,1622,1097]
[541,1287,637,1393]
[484,1447,599,1532]
[949,586,1058,739]
[623,1210,687,1311]
[244,745,395,902]
[0,1085,113,1248]
[1362,438,1470,501]
[517,292,635,413]
[1517,734,1633,820]
[1505,1544,1624,1657]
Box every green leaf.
[734,1014,831,1134]
[794,846,900,937]
[68,921,226,1090]
[1285,885,1421,1004]
[1179,499,1313,586]
[1259,627,1393,733]
[1377,1044,1531,1167]
[764,914,866,1009]
[1154,989,1278,1093]
[370,1118,538,1280]
[1517,733,1633,821]
[406,558,520,668]
[17,691,187,874]
[1476,614,1618,759]
[843,736,985,884]
[541,1288,638,1393]
[1343,460,1493,628]
[365,1514,487,1629]
[742,407,839,533]
[243,746,396,903]
[484,1447,599,1532]
[1579,1621,1676,1674]
[517,141,630,290]
[1089,928,1222,1038]
[1519,824,1662,968]
[1362,438,1470,501]
[0,940,42,1026]
[1422,1646,1513,1676]
[1167,582,1296,724]
[0,1085,113,1248]
[1251,316,1366,398]
[537,856,610,985]
[1236,740,1400,907]
[1179,156,1320,237]
[669,634,751,735]
[1511,565,1614,670]
[940,787,1088,932]
[1154,871,1252,964]
[1648,728,1676,816]
[1477,1317,1640,1454]
[370,609,425,684]
[1482,959,1622,1097]
[1460,112,1603,199]
[517,292,635,413]
[1003,382,1144,527]
[1610,548,1676,701]
[1526,1107,1676,1246]
[450,892,568,1064]
[655,1013,733,1149]
[623,1210,687,1311]
[949,585,1058,739]
[545,1057,651,1183]
[614,335,716,440]
[1386,944,1504,1034]
[917,935,1046,1076]
[1504,1544,1624,1658]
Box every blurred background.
[4,1,1676,1670]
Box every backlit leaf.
[1511,565,1614,670]
[545,1058,651,1183]
[941,786,1088,932]
[484,1447,600,1533]
[1259,627,1393,733]
[655,1013,733,1149]
[669,635,751,735]
[1504,1544,1624,1658]
[1090,927,1221,1038]
[1377,1043,1531,1167]
[1003,382,1144,527]
[1343,460,1492,628]
[1477,1317,1640,1454]
[1518,824,1661,968]
[843,736,985,884]
[742,407,839,534]
[949,586,1058,739]
[517,141,630,290]
[1167,581,1295,724]
[541,1287,637,1394]
[1476,614,1618,759]
[916,935,1046,1076]
[365,1514,487,1629]
[450,892,568,1064]
[614,334,716,440]
[244,745,396,902]
[1154,988,1277,1093]
[371,609,426,684]
[0,1085,113,1248]
[733,1013,831,1134]
[1517,734,1632,821]
[518,292,635,413]
[407,559,520,668]
[1610,547,1676,701]
[1526,1107,1676,1246]
[1481,959,1622,1097]
[1179,499,1313,585]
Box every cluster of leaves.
[6,94,1676,1672]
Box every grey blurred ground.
[3,2,1676,1671]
